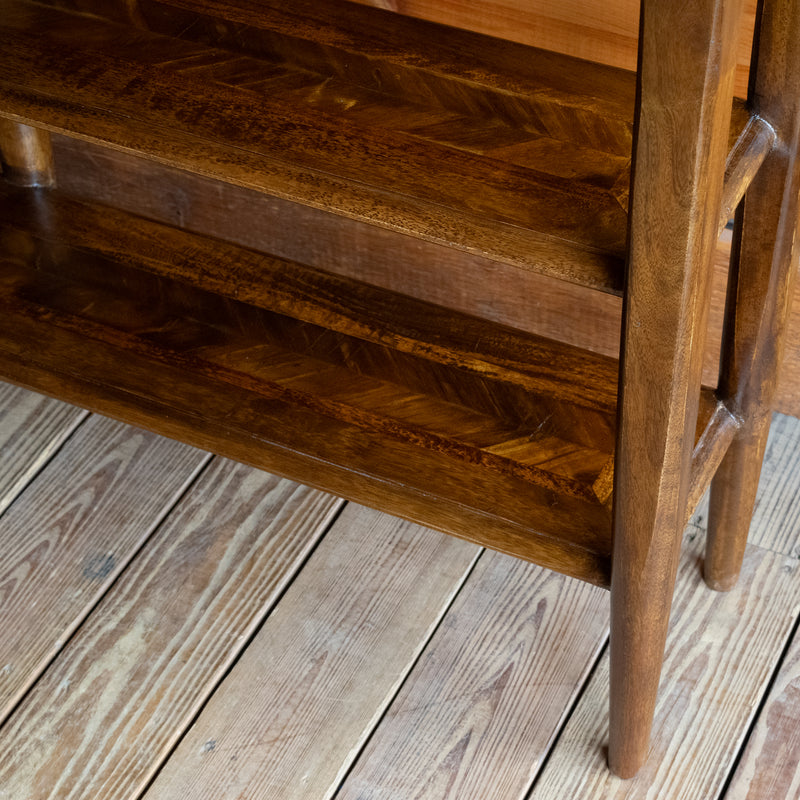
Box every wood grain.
[705,0,800,590]
[744,412,800,555]
[0,0,638,290]
[0,185,621,416]
[0,459,342,800]
[8,0,761,300]
[0,182,622,584]
[0,179,734,585]
[53,132,800,423]
[719,115,776,229]
[0,414,208,723]
[44,0,638,151]
[724,619,800,799]
[56,138,792,419]
[0,1,786,783]
[528,520,800,798]
[686,399,740,522]
[0,119,54,186]
[608,0,745,776]
[50,133,634,372]
[0,382,86,514]
[352,0,757,99]
[338,551,608,799]
[49,133,629,346]
[143,504,480,800]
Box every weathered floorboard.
[143,504,481,800]
[527,520,800,798]
[0,387,798,797]
[723,621,800,799]
[0,383,86,514]
[744,412,800,555]
[0,460,342,800]
[0,414,208,723]
[338,551,608,799]
[716,412,800,798]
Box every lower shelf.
[0,184,727,587]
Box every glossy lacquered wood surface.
[0,182,732,590]
[0,119,54,186]
[1,0,796,782]
[53,134,800,422]
[0,0,754,293]
[609,0,746,777]
[0,183,621,585]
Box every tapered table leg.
[609,0,745,776]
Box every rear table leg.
[706,0,800,592]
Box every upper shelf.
[0,0,750,293]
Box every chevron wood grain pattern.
[527,514,800,798]
[0,0,625,289]
[0,183,625,584]
[0,461,342,800]
[351,0,758,98]
[0,382,86,514]
[337,551,608,799]
[0,415,208,724]
[0,0,751,291]
[142,503,480,800]
[49,132,631,351]
[0,181,736,585]
[0,325,614,586]
[0,182,735,581]
[0,186,620,417]
[55,137,800,423]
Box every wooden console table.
[1,0,798,778]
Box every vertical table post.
[610,0,745,778]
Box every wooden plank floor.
[0,380,798,799]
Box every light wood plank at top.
[352,0,757,98]
[338,551,608,800]
[0,459,342,800]
[723,620,800,799]
[0,413,208,723]
[527,523,800,798]
[143,504,480,800]
[0,382,86,514]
